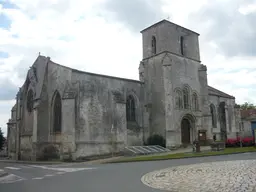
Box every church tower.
[139,20,203,148]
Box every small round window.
[27,90,34,113]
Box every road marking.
[46,167,96,172]
[20,165,32,169]
[56,172,65,175]
[32,177,44,180]
[30,165,97,173]
[45,174,54,177]
[5,167,21,170]
[0,174,25,184]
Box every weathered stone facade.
[7,20,241,161]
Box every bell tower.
[139,19,201,148]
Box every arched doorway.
[181,118,191,145]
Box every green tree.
[0,127,5,151]
[238,102,256,110]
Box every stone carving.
[62,81,78,99]
[199,64,207,71]
[112,90,125,103]
[139,61,145,82]
[28,66,38,88]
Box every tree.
[237,102,256,110]
[0,127,5,151]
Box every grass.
[109,146,256,163]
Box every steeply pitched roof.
[208,85,235,99]
[140,19,200,35]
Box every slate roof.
[208,85,235,99]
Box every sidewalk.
[0,158,64,165]
[0,146,211,166]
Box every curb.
[106,151,256,164]
[0,160,64,165]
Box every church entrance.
[181,118,191,144]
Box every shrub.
[146,134,166,147]
[62,148,73,162]
[39,144,59,161]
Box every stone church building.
[7,20,241,161]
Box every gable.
[21,55,50,100]
[208,85,235,99]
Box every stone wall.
[71,70,144,159]
[209,95,237,140]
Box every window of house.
[126,95,136,121]
[210,104,217,128]
[192,93,198,111]
[180,36,184,55]
[27,89,34,113]
[151,36,156,54]
[175,90,183,109]
[52,91,62,133]
[183,88,189,109]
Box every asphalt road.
[0,152,256,192]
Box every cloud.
[101,0,166,32]
[189,0,256,58]
[0,79,17,100]
[0,100,15,136]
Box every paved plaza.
[141,159,256,192]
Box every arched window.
[52,91,62,133]
[175,90,183,109]
[192,93,198,111]
[183,87,189,109]
[27,89,34,113]
[180,36,184,55]
[151,36,156,54]
[126,95,136,121]
[210,104,217,128]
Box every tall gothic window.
[183,87,189,109]
[27,89,34,113]
[175,90,183,109]
[180,36,184,55]
[52,91,62,133]
[210,104,217,128]
[192,93,198,111]
[151,36,156,54]
[126,95,136,121]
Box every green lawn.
[109,146,256,163]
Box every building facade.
[7,20,241,161]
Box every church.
[7,20,241,161]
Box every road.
[0,152,256,192]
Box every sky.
[0,0,256,136]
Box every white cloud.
[0,0,256,136]
[0,100,15,136]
